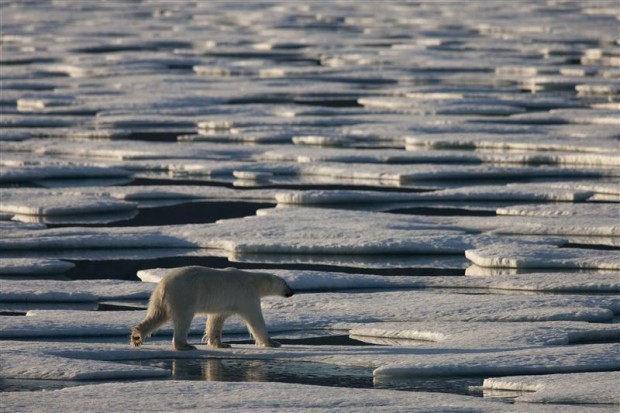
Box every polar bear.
[130,266,294,351]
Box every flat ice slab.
[0,258,74,275]
[483,371,620,405]
[2,380,581,413]
[2,291,616,339]
[373,343,620,378]
[466,244,620,270]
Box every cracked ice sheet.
[1,338,618,412]
[2,269,617,308]
[0,184,283,205]
[258,207,619,239]
[371,344,620,378]
[483,372,620,405]
[0,182,597,217]
[304,207,619,238]
[2,291,617,339]
[288,162,615,184]
[264,144,620,167]
[0,258,74,275]
[346,321,620,349]
[2,380,590,413]
[138,268,620,294]
[0,192,137,216]
[2,138,267,161]
[1,349,168,382]
[0,207,494,254]
[0,207,612,255]
[404,132,619,154]
[0,187,274,224]
[0,279,152,302]
[465,243,620,270]
[0,165,131,183]
[496,203,619,217]
[275,183,595,205]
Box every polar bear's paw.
[174,342,197,351]
[130,328,143,347]
[209,342,232,349]
[259,339,281,348]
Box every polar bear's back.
[162,266,269,288]
[155,266,275,313]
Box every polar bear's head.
[275,275,295,298]
[259,273,294,298]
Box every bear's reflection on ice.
[129,358,487,397]
[158,358,373,389]
[171,359,269,382]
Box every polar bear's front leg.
[238,305,280,348]
[204,313,231,348]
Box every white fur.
[130,266,294,351]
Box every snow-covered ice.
[5,380,595,413]
[0,258,74,275]
[2,291,617,339]
[483,372,620,405]
[1,0,618,411]
[466,244,620,270]
[372,344,620,378]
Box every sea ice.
[3,380,584,413]
[3,350,169,382]
[0,165,131,183]
[1,0,618,410]
[347,321,620,349]
[483,371,620,405]
[0,258,74,275]
[466,244,620,270]
[2,291,616,339]
[496,203,618,217]
[0,279,152,302]
[138,268,620,294]
[373,343,620,378]
[0,192,136,216]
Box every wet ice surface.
[1,0,619,411]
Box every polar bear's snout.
[284,283,295,298]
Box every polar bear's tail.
[130,287,169,347]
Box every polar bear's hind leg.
[204,313,232,348]
[172,309,197,351]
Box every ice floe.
[275,183,595,205]
[0,279,152,302]
[0,165,131,183]
[0,207,480,254]
[372,344,620,378]
[483,372,620,405]
[3,380,578,413]
[348,321,620,349]
[1,0,619,410]
[0,258,74,275]
[466,244,620,270]
[0,192,137,216]
[2,290,616,339]
[138,268,620,294]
